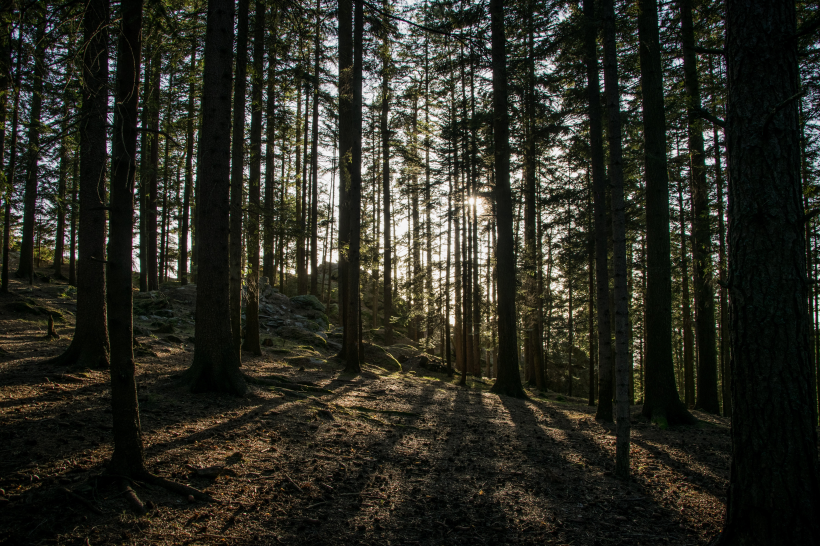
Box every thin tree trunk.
[242,0,264,356]
[229,0,250,356]
[1,35,21,294]
[53,103,70,279]
[381,1,392,345]
[337,0,352,357]
[600,0,631,478]
[309,4,321,296]
[179,41,196,286]
[16,15,46,284]
[147,55,160,291]
[716,1,820,541]
[263,6,278,281]
[68,153,78,287]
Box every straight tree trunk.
[68,155,78,286]
[138,50,151,292]
[1,36,21,293]
[678,177,695,407]
[262,6,278,281]
[179,41,196,286]
[337,0,353,357]
[637,0,694,424]
[242,0,264,356]
[716,0,820,542]
[309,5,321,296]
[583,0,613,421]
[600,0,631,478]
[489,0,525,399]
[343,0,363,372]
[16,16,46,284]
[380,3,392,345]
[47,0,110,369]
[107,0,146,477]
[229,0,250,355]
[183,0,246,395]
[147,56,160,291]
[53,103,69,279]
[714,122,731,418]
[679,0,719,414]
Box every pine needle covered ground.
[0,274,730,546]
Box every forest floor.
[0,270,733,545]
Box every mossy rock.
[7,300,64,322]
[363,342,402,372]
[290,294,326,313]
[275,326,327,349]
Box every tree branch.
[763,88,806,129]
[694,107,725,128]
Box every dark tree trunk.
[138,50,151,292]
[53,104,69,279]
[714,119,731,417]
[488,0,525,399]
[183,0,246,395]
[337,0,353,357]
[179,41,196,286]
[600,0,631,477]
[47,0,110,369]
[2,36,21,294]
[715,0,820,542]
[16,16,46,284]
[147,57,160,291]
[637,0,694,424]
[107,0,146,477]
[309,4,320,296]
[679,0,719,414]
[583,0,613,421]
[229,0,249,356]
[68,155,78,287]
[343,0,363,373]
[678,177,695,407]
[263,6,278,282]
[242,0,264,356]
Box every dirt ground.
[0,271,731,545]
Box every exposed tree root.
[58,486,103,515]
[140,471,216,503]
[121,481,146,515]
[47,316,60,339]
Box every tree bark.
[53,103,70,279]
[583,0,613,421]
[715,0,820,542]
[183,0,246,395]
[262,5,278,283]
[600,0,631,477]
[309,3,321,297]
[179,40,196,286]
[68,154,78,287]
[637,0,694,424]
[229,0,250,356]
[489,0,525,399]
[107,0,146,476]
[16,15,46,284]
[679,0,719,414]
[242,0,264,356]
[1,35,21,294]
[47,0,110,369]
[337,0,352,358]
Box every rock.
[290,294,326,313]
[153,309,174,318]
[275,326,327,349]
[166,335,184,343]
[152,323,174,334]
[134,326,153,337]
[363,342,402,372]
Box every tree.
[489,0,525,399]
[16,12,46,284]
[380,0,393,346]
[182,0,246,395]
[636,0,694,425]
[46,0,111,369]
[715,0,820,542]
[179,39,196,286]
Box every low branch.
[763,88,807,129]
[691,46,724,55]
[694,107,726,128]
[105,124,182,148]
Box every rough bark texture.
[637,0,694,425]
[679,0,719,415]
[48,0,111,369]
[343,0,363,373]
[262,7,278,282]
[488,0,525,400]
[229,0,249,356]
[380,9,392,346]
[242,0,264,356]
[2,36,21,293]
[179,41,196,286]
[107,0,146,476]
[183,0,246,396]
[600,0,630,478]
[715,0,820,543]
[337,0,352,358]
[309,6,320,297]
[16,17,45,284]
[53,105,69,279]
[583,0,613,421]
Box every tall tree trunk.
[2,36,21,294]
[588,184,596,405]
[229,0,250,356]
[583,0,613,421]
[46,0,110,369]
[679,0,719,414]
[107,0,146,477]
[179,41,196,286]
[138,51,151,292]
[16,15,46,284]
[68,154,78,287]
[158,76,173,284]
[716,0,820,542]
[343,0,363,372]
[53,103,69,279]
[262,6,278,282]
[183,0,246,395]
[600,0,631,478]
[243,0,264,356]
[309,4,321,296]
[637,0,694,424]
[337,0,352,357]
[380,2,392,345]
[678,176,695,407]
[489,0,525,399]
[147,56,160,291]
